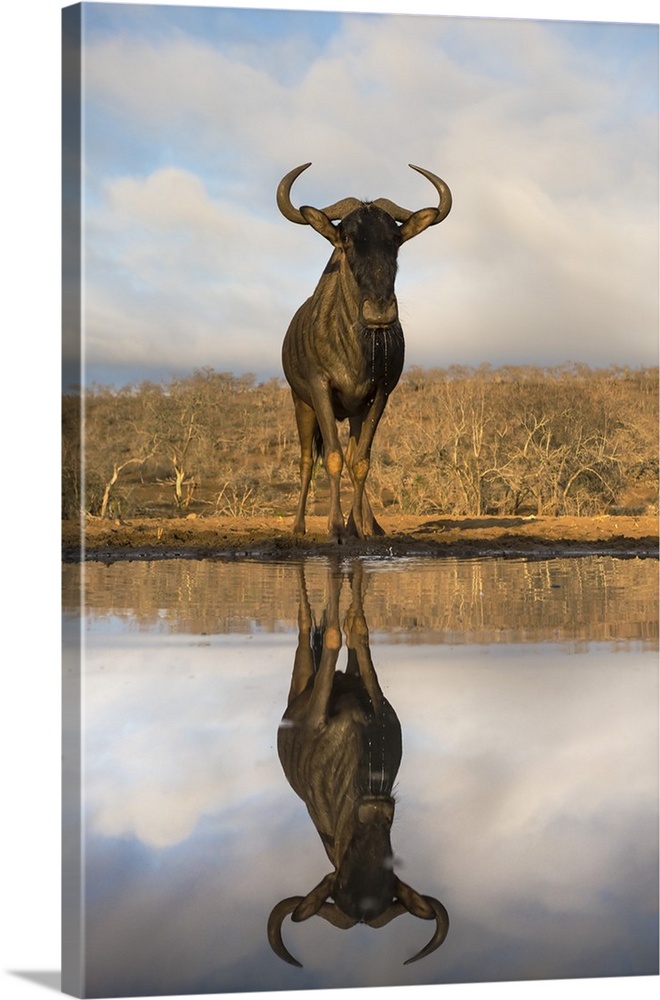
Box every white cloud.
[382,642,658,957]
[84,634,290,848]
[84,165,319,372]
[77,10,658,383]
[80,623,658,988]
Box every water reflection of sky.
[76,569,659,998]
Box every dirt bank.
[62,514,658,562]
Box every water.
[62,555,658,997]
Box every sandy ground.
[62,513,658,562]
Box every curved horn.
[394,878,450,963]
[403,895,450,965]
[277,163,312,224]
[277,163,362,225]
[371,197,414,223]
[408,164,452,224]
[373,165,452,228]
[268,873,337,966]
[267,896,304,967]
[319,196,363,222]
[268,884,448,967]
[267,887,356,968]
[368,882,449,963]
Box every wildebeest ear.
[291,872,335,921]
[300,205,342,246]
[399,207,440,243]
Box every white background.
[2,2,658,1000]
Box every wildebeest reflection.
[268,561,449,967]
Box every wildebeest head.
[332,795,396,921]
[277,163,452,330]
[336,205,402,328]
[268,849,449,968]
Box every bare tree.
[67,364,658,522]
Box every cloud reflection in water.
[78,561,658,995]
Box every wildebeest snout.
[360,294,399,327]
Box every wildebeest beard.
[333,818,397,922]
[358,321,405,388]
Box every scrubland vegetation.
[62,364,658,522]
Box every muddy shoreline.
[62,514,659,563]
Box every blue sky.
[62,1,659,387]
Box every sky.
[62,1,659,388]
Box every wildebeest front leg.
[343,562,384,713]
[303,567,343,727]
[345,391,388,538]
[286,564,316,704]
[292,395,318,536]
[308,381,346,541]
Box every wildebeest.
[278,163,452,540]
[268,561,449,967]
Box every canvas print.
[62,3,659,998]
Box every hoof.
[347,511,384,539]
[327,515,346,543]
[345,511,363,540]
